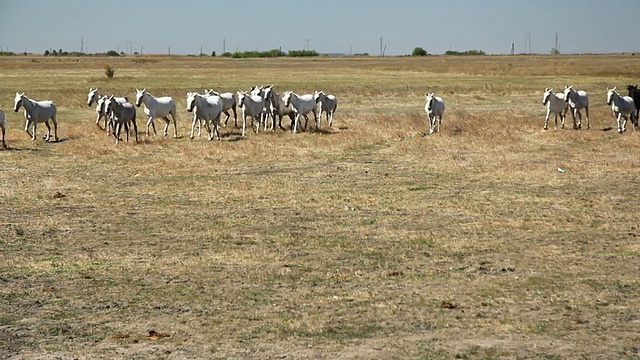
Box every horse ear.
[612,87,617,91]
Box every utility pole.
[168,46,171,55]
[510,42,515,55]
[223,38,226,53]
[527,32,531,54]
[380,36,383,56]
[304,39,309,50]
[127,41,132,54]
[555,33,559,52]
[80,38,84,53]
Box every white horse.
[542,88,569,130]
[186,92,223,141]
[264,88,295,131]
[237,91,266,137]
[562,85,590,129]
[314,91,338,128]
[283,91,318,133]
[425,93,445,134]
[607,87,637,133]
[104,96,138,144]
[204,89,238,128]
[0,109,6,148]
[13,92,58,141]
[260,85,285,131]
[135,89,178,137]
[87,88,128,132]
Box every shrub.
[412,47,428,56]
[104,64,115,78]
[287,49,319,57]
[44,50,50,56]
[211,51,216,57]
[105,50,120,57]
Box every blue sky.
[1,0,638,56]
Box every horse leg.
[145,117,155,136]
[114,123,120,144]
[617,113,624,133]
[171,113,178,138]
[241,113,247,137]
[42,121,52,141]
[303,114,310,131]
[223,111,230,127]
[576,109,582,129]
[428,115,435,134]
[1,125,5,148]
[543,110,550,130]
[161,117,170,136]
[105,115,111,135]
[292,114,299,134]
[212,115,221,141]
[234,107,239,128]
[190,113,198,140]
[51,115,58,141]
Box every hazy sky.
[1,0,638,56]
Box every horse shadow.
[1,146,41,152]
[601,127,614,132]
[311,127,338,135]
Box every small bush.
[104,65,115,78]
[105,50,120,57]
[412,47,428,56]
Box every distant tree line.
[221,49,320,58]
[43,49,124,57]
[444,49,486,56]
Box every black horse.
[627,84,640,123]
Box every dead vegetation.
[1,54,640,359]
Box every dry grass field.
[1,54,640,359]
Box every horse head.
[283,91,293,107]
[135,88,146,107]
[87,88,99,107]
[186,92,198,112]
[562,86,574,103]
[606,87,617,105]
[13,92,25,112]
[237,91,247,107]
[542,88,553,105]
[426,93,436,110]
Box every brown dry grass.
[1,54,640,359]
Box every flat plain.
[1,54,640,359]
